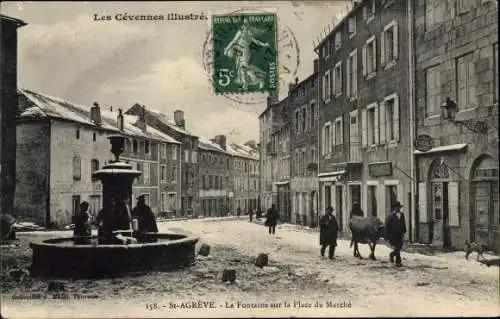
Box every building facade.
[1,15,26,216]
[15,89,181,226]
[126,105,200,217]
[413,0,498,250]
[199,135,231,217]
[316,0,413,235]
[289,66,320,227]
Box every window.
[93,132,96,142]
[132,140,138,153]
[172,145,177,160]
[363,103,379,146]
[91,159,99,181]
[322,122,332,155]
[457,0,472,14]
[384,96,399,142]
[457,53,477,109]
[184,149,189,163]
[143,163,150,185]
[322,70,331,101]
[73,155,81,180]
[335,32,341,50]
[310,103,316,128]
[161,143,167,159]
[171,165,177,183]
[295,110,300,131]
[89,195,101,215]
[136,162,142,183]
[426,65,441,116]
[322,44,327,59]
[191,150,197,163]
[363,36,377,77]
[432,183,444,220]
[333,62,343,96]
[301,107,307,131]
[347,49,358,99]
[349,111,361,162]
[425,0,444,30]
[367,185,378,217]
[76,129,80,139]
[161,164,167,182]
[363,0,376,22]
[348,16,356,38]
[495,43,499,102]
[386,185,398,213]
[333,117,343,146]
[209,175,213,189]
[302,149,306,175]
[202,175,206,189]
[382,20,398,67]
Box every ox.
[349,216,385,260]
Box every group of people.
[319,201,407,266]
[71,194,159,243]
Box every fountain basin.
[29,233,199,278]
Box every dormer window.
[348,16,357,38]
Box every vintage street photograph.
[1,0,499,318]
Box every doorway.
[325,185,332,210]
[429,158,451,248]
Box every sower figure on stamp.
[223,18,270,90]
[319,206,339,259]
[265,204,280,235]
[385,201,407,267]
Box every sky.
[2,1,350,144]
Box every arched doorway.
[470,155,499,251]
[428,158,452,248]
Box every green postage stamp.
[211,13,278,94]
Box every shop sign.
[368,162,393,177]
[415,135,434,152]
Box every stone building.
[258,92,280,211]
[226,142,259,214]
[198,135,231,217]
[413,0,498,250]
[269,96,292,222]
[126,105,199,217]
[15,89,181,226]
[289,64,319,227]
[316,0,413,235]
[1,15,26,215]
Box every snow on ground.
[1,218,498,318]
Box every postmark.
[202,9,300,105]
[211,13,277,95]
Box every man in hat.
[132,195,158,233]
[384,201,407,267]
[319,206,339,259]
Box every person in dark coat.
[256,208,262,219]
[349,202,365,219]
[248,208,254,222]
[319,206,339,259]
[236,207,241,217]
[72,201,92,237]
[265,204,280,235]
[132,195,158,233]
[385,201,407,267]
[96,197,131,243]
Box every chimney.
[213,135,227,150]
[117,108,124,131]
[266,91,279,107]
[174,110,185,129]
[245,140,257,150]
[313,59,319,74]
[90,102,102,125]
[137,105,147,132]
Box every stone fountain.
[29,135,199,278]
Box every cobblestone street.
[2,218,498,318]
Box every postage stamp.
[211,13,278,95]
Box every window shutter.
[379,101,387,144]
[381,32,386,66]
[347,58,351,96]
[322,76,326,101]
[339,63,343,93]
[418,183,427,223]
[362,45,367,76]
[393,22,399,60]
[340,118,344,145]
[393,95,400,141]
[374,104,379,145]
[373,38,377,72]
[448,182,460,227]
[321,125,325,155]
[361,109,367,147]
[332,122,336,148]
[353,52,358,95]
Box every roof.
[314,2,355,51]
[1,14,27,27]
[227,143,259,161]
[18,89,180,144]
[198,136,227,153]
